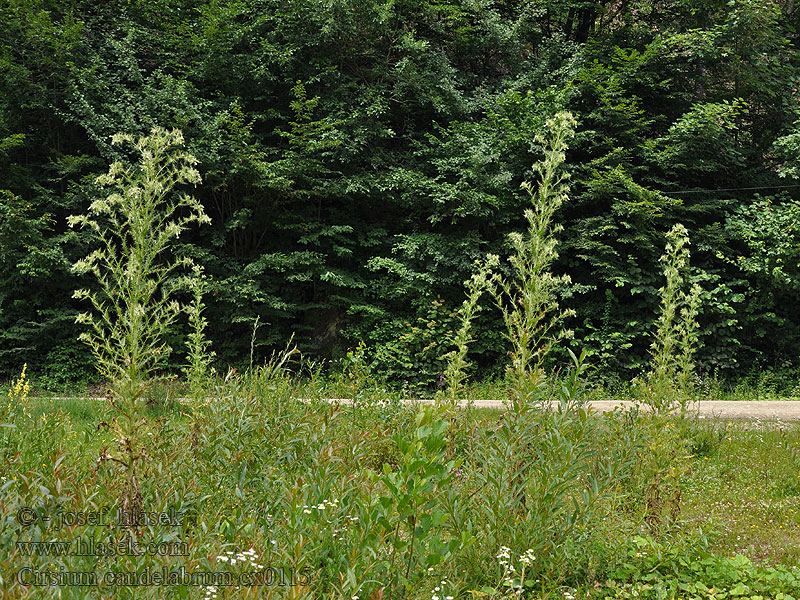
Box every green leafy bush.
[40,340,100,389]
[599,536,800,600]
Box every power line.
[662,183,800,195]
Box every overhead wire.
[661,183,800,195]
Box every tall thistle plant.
[69,127,210,513]
[463,113,642,580]
[183,264,215,440]
[494,111,577,411]
[438,254,500,408]
[645,223,702,414]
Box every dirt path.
[41,396,800,420]
[337,398,800,420]
[595,399,800,421]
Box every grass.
[3,371,800,599]
[14,373,800,405]
[682,420,800,566]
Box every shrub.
[40,340,101,389]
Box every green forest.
[2,0,800,390]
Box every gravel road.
[406,398,800,420]
[43,396,800,421]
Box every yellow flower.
[7,364,31,418]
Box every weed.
[183,264,215,410]
[493,112,577,411]
[438,254,499,409]
[68,127,209,515]
[644,223,703,415]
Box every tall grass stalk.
[249,315,261,373]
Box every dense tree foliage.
[1,0,799,388]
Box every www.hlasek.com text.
[15,537,189,558]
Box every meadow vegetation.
[3,115,800,600]
[3,360,800,599]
